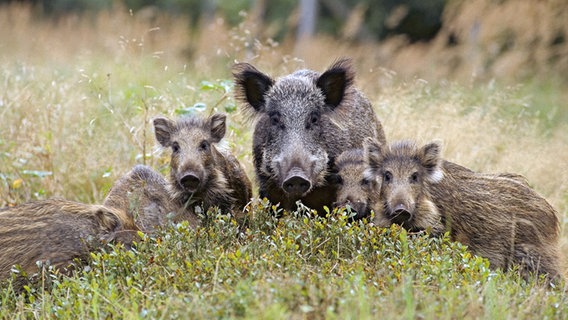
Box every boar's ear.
[364,137,384,172]
[153,117,176,147]
[232,63,274,113]
[419,142,443,183]
[209,113,226,143]
[316,58,355,109]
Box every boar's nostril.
[283,175,311,196]
[390,203,413,225]
[180,174,200,191]
[393,203,408,214]
[352,201,366,211]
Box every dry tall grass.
[0,4,566,250]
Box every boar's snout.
[180,173,201,192]
[282,168,311,197]
[388,203,413,225]
[393,203,408,214]
[334,198,369,218]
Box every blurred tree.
[0,0,113,15]
[0,0,446,43]
[297,0,317,40]
[318,0,445,42]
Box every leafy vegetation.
[0,5,567,319]
[2,206,566,319]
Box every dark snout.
[179,173,201,192]
[388,203,413,225]
[334,198,371,220]
[282,168,311,197]
[393,203,408,214]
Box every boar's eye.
[172,142,180,153]
[361,178,370,187]
[270,113,281,127]
[199,140,210,152]
[310,112,319,124]
[384,171,393,183]
[306,112,320,129]
[410,172,419,183]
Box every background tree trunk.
[297,0,317,41]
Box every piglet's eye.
[199,140,210,152]
[410,172,419,183]
[172,142,180,153]
[384,171,393,183]
[361,178,370,187]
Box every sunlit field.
[1,4,567,318]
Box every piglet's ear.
[419,141,443,182]
[209,113,226,143]
[153,117,175,147]
[233,63,274,113]
[316,58,355,109]
[364,137,384,171]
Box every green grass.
[1,208,566,319]
[1,5,567,319]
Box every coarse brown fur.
[365,138,562,279]
[333,147,470,221]
[233,58,386,215]
[0,199,139,289]
[331,148,381,220]
[104,113,252,230]
[103,165,200,231]
[334,145,533,223]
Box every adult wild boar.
[365,138,562,279]
[233,58,386,214]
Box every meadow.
[1,5,567,319]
